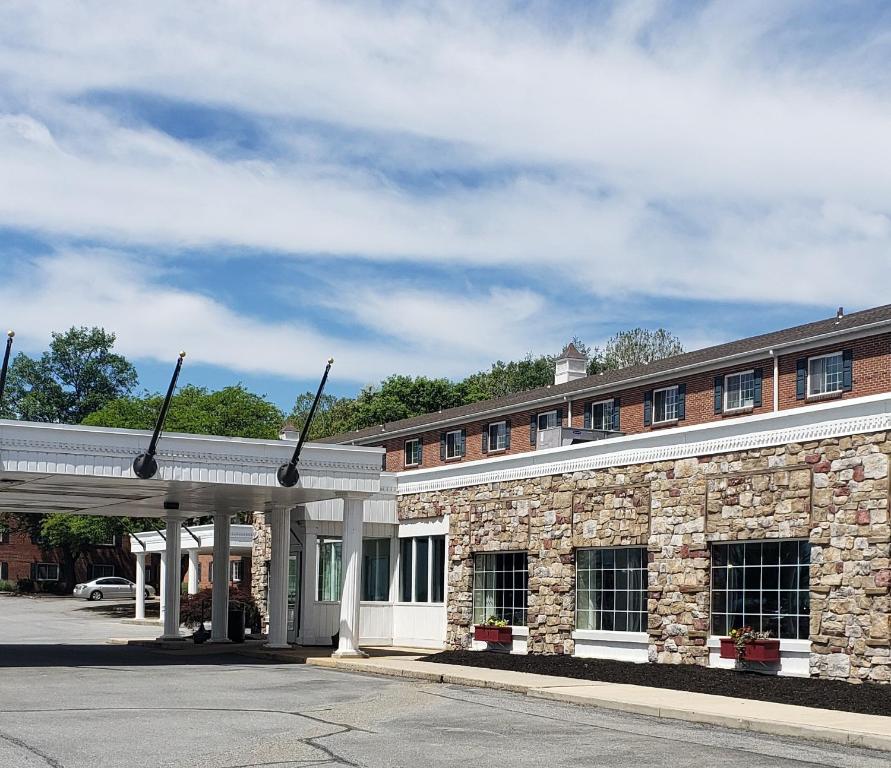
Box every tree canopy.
[597,328,684,371]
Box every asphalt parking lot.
[0,596,887,768]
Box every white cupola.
[554,342,588,385]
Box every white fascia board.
[396,392,891,495]
[345,321,891,445]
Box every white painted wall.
[573,630,649,662]
[708,637,810,677]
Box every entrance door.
[287,553,301,643]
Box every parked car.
[73,577,155,601]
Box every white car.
[73,577,156,601]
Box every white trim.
[397,392,891,495]
[807,350,844,397]
[724,369,755,412]
[487,421,507,453]
[652,385,678,424]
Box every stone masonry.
[399,430,891,683]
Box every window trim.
[723,369,755,413]
[652,385,679,424]
[444,429,463,460]
[588,399,614,431]
[807,351,844,397]
[397,535,446,605]
[472,551,529,628]
[576,546,648,634]
[487,421,507,453]
[230,560,243,583]
[316,536,343,603]
[361,537,392,603]
[536,410,558,431]
[35,562,60,582]
[404,438,421,468]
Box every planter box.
[474,625,513,644]
[720,637,780,662]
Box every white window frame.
[35,563,59,582]
[91,564,114,579]
[652,385,678,424]
[807,351,844,397]
[589,399,614,431]
[472,551,528,627]
[576,547,647,633]
[404,438,421,467]
[724,370,755,412]
[317,537,343,602]
[487,421,507,452]
[398,535,446,605]
[230,560,243,583]
[537,410,558,431]
[445,429,463,460]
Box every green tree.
[84,384,284,439]
[352,375,465,428]
[461,354,556,401]
[4,327,137,423]
[286,392,360,440]
[597,328,684,372]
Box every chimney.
[279,422,300,441]
[554,342,588,385]
[836,306,844,323]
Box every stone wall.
[251,511,271,631]
[399,430,891,682]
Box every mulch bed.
[421,650,891,717]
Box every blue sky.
[1,1,890,412]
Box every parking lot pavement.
[1,598,889,768]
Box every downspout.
[770,349,779,412]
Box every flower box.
[474,625,513,644]
[720,637,780,662]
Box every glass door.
[287,553,301,643]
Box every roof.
[558,342,587,360]
[323,303,891,445]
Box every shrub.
[16,578,34,593]
[0,580,15,592]
[179,585,259,630]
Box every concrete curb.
[306,658,891,753]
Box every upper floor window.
[537,411,558,431]
[725,370,755,411]
[0,526,8,545]
[443,429,465,460]
[588,399,614,431]
[486,421,508,452]
[808,352,844,396]
[404,438,422,467]
[653,386,678,423]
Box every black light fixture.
[133,352,186,480]
[277,358,334,487]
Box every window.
[91,564,114,579]
[362,538,390,602]
[589,400,613,431]
[399,535,446,603]
[577,547,647,632]
[653,386,678,423]
[487,421,507,452]
[317,537,342,601]
[230,560,243,583]
[472,552,528,626]
[145,565,156,584]
[35,563,59,582]
[710,540,810,640]
[404,439,422,467]
[724,370,755,411]
[808,352,844,396]
[537,410,558,431]
[0,526,9,544]
[445,429,464,460]
[0,562,7,581]
[208,560,213,583]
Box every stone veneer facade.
[250,511,271,631]
[399,430,891,683]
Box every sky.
[1,1,890,411]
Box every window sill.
[403,463,419,469]
[444,456,463,463]
[722,406,754,417]
[806,391,843,403]
[395,601,445,607]
[485,448,507,455]
[650,419,679,429]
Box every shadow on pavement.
[0,643,283,668]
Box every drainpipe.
[770,349,779,412]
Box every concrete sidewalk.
[306,654,891,753]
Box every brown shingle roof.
[322,304,891,445]
[558,342,587,360]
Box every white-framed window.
[653,386,678,423]
[577,547,647,632]
[91,564,114,579]
[445,429,464,460]
[589,400,613,431]
[317,537,343,602]
[711,540,810,640]
[230,560,243,583]
[724,370,755,411]
[537,410,558,431]
[0,526,9,544]
[808,352,844,396]
[487,421,507,452]
[35,563,59,582]
[362,538,391,602]
[399,535,445,603]
[472,552,528,626]
[404,438,422,467]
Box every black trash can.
[227,608,246,643]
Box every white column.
[159,516,184,641]
[159,551,167,625]
[266,507,291,648]
[210,513,231,643]
[335,497,367,657]
[187,550,200,595]
[134,551,146,621]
